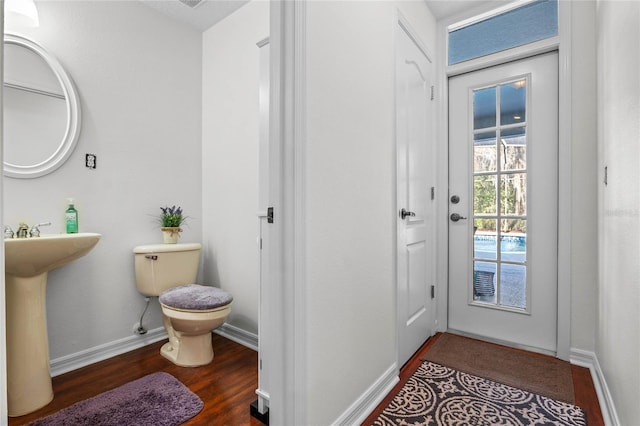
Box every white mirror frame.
[4,33,81,179]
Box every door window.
[472,77,528,311]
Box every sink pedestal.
[6,272,54,416]
[4,232,101,416]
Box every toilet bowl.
[133,243,233,367]
[159,284,232,366]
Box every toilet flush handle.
[145,255,158,260]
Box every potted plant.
[159,205,187,244]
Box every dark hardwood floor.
[362,333,605,426]
[8,332,604,426]
[8,334,264,426]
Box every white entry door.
[448,52,558,353]
[396,20,436,367]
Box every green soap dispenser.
[65,198,78,234]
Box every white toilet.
[133,243,232,367]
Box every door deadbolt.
[450,195,460,204]
[450,213,467,222]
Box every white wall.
[305,1,435,423]
[201,0,268,336]
[3,1,202,359]
[596,1,640,423]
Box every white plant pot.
[161,227,181,244]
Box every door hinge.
[267,207,274,224]
[431,186,435,200]
[431,285,435,299]
[430,85,435,101]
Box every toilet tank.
[133,243,201,296]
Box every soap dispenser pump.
[65,198,78,234]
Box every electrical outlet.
[85,153,97,169]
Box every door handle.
[400,208,415,219]
[450,213,467,222]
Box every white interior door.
[256,38,270,415]
[448,52,558,353]
[396,20,435,367]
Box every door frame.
[0,5,6,419]
[434,1,573,360]
[264,1,307,424]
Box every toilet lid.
[159,284,233,310]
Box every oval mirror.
[3,34,81,178]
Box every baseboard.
[50,327,168,377]
[331,363,399,426]
[50,323,257,378]
[214,323,258,351]
[570,348,620,426]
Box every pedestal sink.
[4,233,101,417]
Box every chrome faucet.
[4,225,15,239]
[16,223,29,238]
[30,222,52,238]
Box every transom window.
[448,0,558,65]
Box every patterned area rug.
[372,361,586,426]
[28,372,203,426]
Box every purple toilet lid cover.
[159,284,233,310]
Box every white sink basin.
[5,232,101,277]
[4,232,101,416]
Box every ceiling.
[424,0,509,20]
[139,0,250,32]
[140,0,508,33]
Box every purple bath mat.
[28,372,203,426]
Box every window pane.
[500,174,526,215]
[500,263,526,308]
[474,175,497,214]
[449,0,558,65]
[501,127,526,171]
[500,221,526,262]
[474,131,496,172]
[474,219,497,260]
[500,217,527,234]
[500,80,526,125]
[473,87,496,129]
[473,261,497,303]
